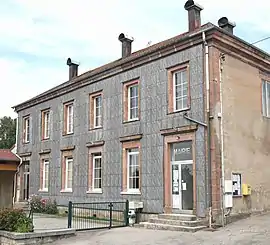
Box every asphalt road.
[54,212,270,245]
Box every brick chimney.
[184,0,203,32]
[118,33,134,58]
[218,17,236,35]
[66,58,79,80]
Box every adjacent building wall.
[16,44,208,216]
[0,171,14,208]
[220,54,270,213]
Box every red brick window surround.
[87,145,103,194]
[41,109,50,140]
[61,150,73,193]
[123,80,140,122]
[22,116,30,143]
[39,158,49,192]
[167,63,190,113]
[89,91,103,129]
[121,140,141,195]
[63,101,74,135]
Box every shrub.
[0,209,33,233]
[29,194,58,215]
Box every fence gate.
[67,200,129,231]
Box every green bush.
[0,209,33,233]
[29,194,58,215]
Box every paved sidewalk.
[53,212,270,245]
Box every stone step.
[14,202,29,210]
[149,218,207,227]
[158,213,197,221]
[138,222,207,232]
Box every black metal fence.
[67,200,129,231]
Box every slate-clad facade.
[14,0,270,222]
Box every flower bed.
[0,209,33,233]
[29,194,59,215]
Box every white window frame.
[93,95,102,128]
[43,111,50,139]
[23,117,30,143]
[262,80,270,118]
[92,155,102,192]
[173,69,189,112]
[66,104,74,134]
[65,157,73,191]
[128,84,139,121]
[127,149,140,193]
[42,159,49,191]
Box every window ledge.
[60,189,73,193]
[62,132,74,136]
[87,189,103,194]
[89,126,103,131]
[121,190,141,195]
[38,189,48,193]
[123,119,140,124]
[168,107,190,115]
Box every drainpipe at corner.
[202,31,212,228]
[13,114,22,205]
[219,54,226,227]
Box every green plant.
[0,209,34,233]
[44,199,58,215]
[28,194,44,213]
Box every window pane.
[130,108,138,119]
[130,97,138,108]
[130,86,138,97]
[94,169,101,178]
[262,81,266,116]
[94,179,101,189]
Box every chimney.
[66,58,79,80]
[218,17,236,35]
[118,33,134,58]
[184,0,203,32]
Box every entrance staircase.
[13,201,29,211]
[137,213,208,232]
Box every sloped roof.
[0,149,20,162]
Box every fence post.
[108,202,113,229]
[68,201,72,228]
[125,200,129,226]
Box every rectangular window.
[262,80,270,118]
[173,69,188,111]
[64,102,74,134]
[127,148,140,191]
[123,80,140,122]
[128,84,139,120]
[89,92,103,129]
[121,140,141,195]
[94,95,102,128]
[168,64,190,113]
[65,157,73,191]
[92,153,102,191]
[43,159,49,191]
[42,110,50,140]
[232,173,242,197]
[23,116,30,143]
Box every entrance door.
[170,141,194,212]
[172,161,193,211]
[23,163,30,200]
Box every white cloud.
[1,0,270,118]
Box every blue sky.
[1,0,270,118]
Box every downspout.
[202,32,212,228]
[219,54,226,226]
[13,115,22,204]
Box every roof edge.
[12,23,214,112]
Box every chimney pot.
[118,33,134,58]
[66,58,79,80]
[218,17,236,34]
[184,0,203,32]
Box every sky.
[1,0,270,118]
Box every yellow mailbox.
[242,184,251,196]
